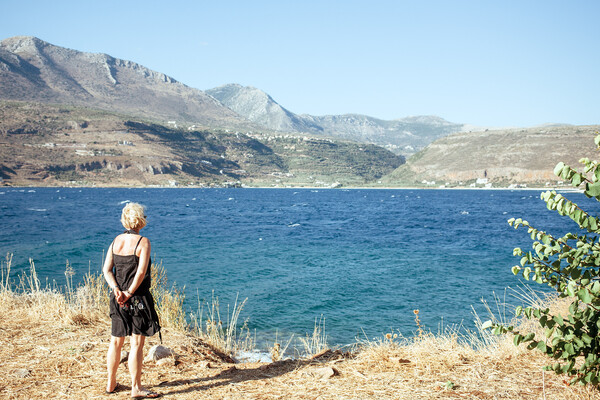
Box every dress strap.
[133,236,143,255]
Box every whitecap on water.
[28,190,35,193]
[119,200,130,204]
[460,211,469,215]
[288,223,300,228]
[228,197,235,201]
[28,208,47,212]
[192,198,196,201]
[234,350,272,363]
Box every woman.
[103,202,161,399]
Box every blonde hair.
[121,202,147,230]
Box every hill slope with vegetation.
[383,125,600,187]
[0,101,403,187]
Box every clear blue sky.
[2,0,599,127]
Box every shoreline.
[1,184,582,192]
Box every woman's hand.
[114,287,127,306]
[117,290,132,306]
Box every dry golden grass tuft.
[2,253,600,399]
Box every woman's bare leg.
[107,335,125,392]
[129,334,146,396]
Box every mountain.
[205,84,323,133]
[382,124,600,187]
[206,84,465,155]
[0,36,250,129]
[302,114,464,155]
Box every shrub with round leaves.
[484,132,600,386]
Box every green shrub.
[485,132,600,386]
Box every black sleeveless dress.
[109,235,161,337]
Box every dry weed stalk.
[298,314,328,357]
[191,291,255,357]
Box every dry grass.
[190,291,255,356]
[2,253,600,399]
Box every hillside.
[0,101,403,187]
[383,125,600,187]
[0,36,252,129]
[207,84,465,156]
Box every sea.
[0,187,596,355]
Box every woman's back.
[113,233,145,257]
[112,233,151,295]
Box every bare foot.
[106,382,123,394]
[131,387,161,398]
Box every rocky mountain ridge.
[207,84,465,155]
[0,36,252,129]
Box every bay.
[0,187,595,350]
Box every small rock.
[390,357,411,364]
[221,366,237,375]
[309,366,339,380]
[156,357,175,367]
[144,345,177,363]
[120,350,129,364]
[13,369,31,378]
[80,342,94,352]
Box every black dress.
[109,235,161,337]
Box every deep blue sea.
[1,187,596,350]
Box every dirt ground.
[2,300,600,400]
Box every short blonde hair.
[121,202,147,230]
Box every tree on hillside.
[485,133,600,386]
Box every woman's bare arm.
[103,241,125,303]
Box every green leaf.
[537,341,547,352]
[515,306,523,317]
[514,334,524,346]
[585,182,600,198]
[589,217,599,231]
[565,342,576,355]
[481,320,493,330]
[553,315,564,326]
[578,288,593,303]
[572,173,583,187]
[554,162,566,177]
[591,281,600,295]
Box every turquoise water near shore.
[1,187,596,349]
